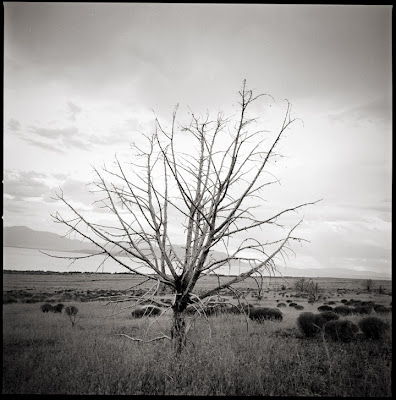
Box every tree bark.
[171,308,187,354]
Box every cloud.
[28,125,79,139]
[328,96,392,128]
[67,101,82,121]
[8,118,21,131]
[3,170,51,199]
[23,137,64,154]
[19,124,91,152]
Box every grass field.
[2,272,392,395]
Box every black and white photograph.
[3,3,392,396]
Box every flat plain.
[2,272,392,396]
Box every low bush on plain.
[131,306,161,318]
[53,303,64,313]
[324,320,359,342]
[319,311,340,323]
[373,305,390,314]
[318,305,333,312]
[65,305,79,327]
[352,305,372,315]
[40,303,53,313]
[297,312,326,337]
[249,307,283,322]
[289,302,298,307]
[358,316,390,340]
[334,305,352,316]
[277,303,286,308]
[294,305,304,310]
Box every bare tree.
[363,279,374,293]
[48,81,320,353]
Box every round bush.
[277,303,286,308]
[318,305,333,312]
[53,303,64,313]
[65,306,79,316]
[297,312,326,337]
[286,300,292,303]
[373,305,390,314]
[131,305,161,318]
[294,305,304,310]
[324,320,359,342]
[334,305,352,316]
[358,316,390,340]
[289,302,298,307]
[40,303,53,313]
[249,307,283,322]
[327,301,336,305]
[320,311,340,323]
[205,303,232,316]
[340,299,348,304]
[352,305,372,315]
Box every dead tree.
[48,81,320,353]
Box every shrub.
[324,320,359,342]
[319,311,340,323]
[297,312,326,337]
[373,305,390,314]
[352,305,372,315]
[334,305,352,316]
[40,303,53,313]
[294,305,304,310]
[65,305,79,317]
[131,306,161,318]
[53,303,64,313]
[289,302,298,307]
[205,303,232,316]
[327,301,336,305]
[286,300,292,303]
[318,305,333,312]
[65,305,79,326]
[249,307,283,322]
[358,316,390,340]
[277,303,286,308]
[340,299,348,304]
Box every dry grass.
[3,296,392,396]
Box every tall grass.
[2,302,392,396]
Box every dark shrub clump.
[65,305,79,316]
[131,305,161,318]
[294,305,304,310]
[53,303,64,313]
[334,305,352,316]
[318,305,333,312]
[289,302,298,307]
[358,316,390,340]
[340,299,348,304]
[277,303,286,308]
[297,312,326,337]
[352,305,372,315]
[324,320,359,342]
[249,307,283,322]
[319,311,340,323]
[40,303,53,313]
[373,305,390,314]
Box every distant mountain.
[3,226,100,253]
[3,226,391,280]
[273,266,391,280]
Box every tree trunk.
[171,308,187,354]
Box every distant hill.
[3,226,101,253]
[3,226,391,280]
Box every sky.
[3,3,392,278]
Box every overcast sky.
[3,3,392,277]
